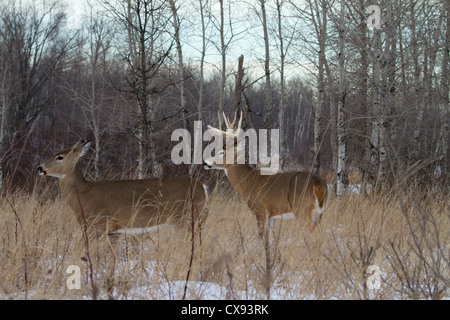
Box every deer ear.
[79,141,92,158]
[207,126,224,137]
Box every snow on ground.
[116,279,294,300]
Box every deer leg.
[254,210,267,238]
[299,202,318,232]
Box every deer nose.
[202,162,211,170]
[37,166,46,176]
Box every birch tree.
[335,0,347,197]
[368,25,383,187]
[354,0,371,190]
[313,0,328,176]
[364,1,397,188]
[274,0,294,170]
[290,0,331,174]
[305,0,329,175]
[104,0,172,178]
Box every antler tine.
[229,110,238,129]
[217,110,222,131]
[237,111,243,131]
[222,112,231,130]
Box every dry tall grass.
[0,184,448,299]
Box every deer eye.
[56,155,64,162]
[217,150,225,156]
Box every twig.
[6,198,28,299]
[182,175,199,300]
[75,188,98,300]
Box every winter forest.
[0,0,447,194]
[0,0,449,301]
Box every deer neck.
[226,164,259,196]
[59,167,89,199]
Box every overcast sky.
[63,0,311,82]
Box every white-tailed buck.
[203,113,327,237]
[38,140,208,235]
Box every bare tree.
[0,0,76,191]
[274,0,295,170]
[437,0,449,176]
[289,0,332,174]
[300,0,330,175]
[206,0,246,126]
[60,0,115,180]
[259,0,272,136]
[169,0,189,131]
[208,0,229,125]
[197,0,209,122]
[368,24,383,188]
[335,0,347,197]
[0,7,12,193]
[312,0,328,175]
[103,0,173,178]
[234,54,245,112]
[86,2,115,179]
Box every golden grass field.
[0,181,448,300]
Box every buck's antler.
[223,111,242,132]
[209,111,243,138]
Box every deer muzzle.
[37,165,47,176]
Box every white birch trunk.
[336,0,347,197]
[313,0,327,175]
[369,27,382,185]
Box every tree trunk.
[336,0,347,198]
[0,30,9,194]
[0,81,8,194]
[89,9,100,180]
[197,0,208,122]
[437,0,449,175]
[260,0,272,139]
[276,0,286,170]
[313,0,327,175]
[368,26,382,187]
[234,55,244,112]
[119,0,169,178]
[360,1,371,191]
[218,0,226,126]
[170,0,189,131]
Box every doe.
[38,140,208,235]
